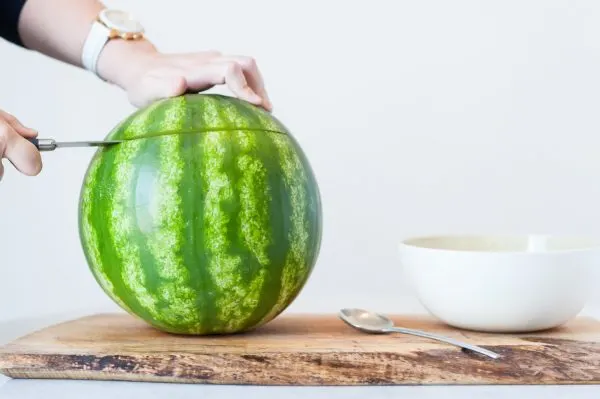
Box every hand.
[0,110,42,181]
[97,42,273,111]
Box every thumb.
[0,122,42,177]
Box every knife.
[27,138,124,151]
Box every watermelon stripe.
[156,96,187,129]
[184,97,231,334]
[205,103,278,332]
[189,94,220,130]
[145,135,202,332]
[125,138,162,296]
[288,133,323,264]
[110,140,161,318]
[200,101,282,332]
[123,97,203,332]
[241,131,291,328]
[79,153,133,314]
[86,143,165,328]
[236,131,271,266]
[81,136,164,324]
[258,133,311,323]
[202,131,243,331]
[197,100,259,332]
[226,130,271,330]
[104,101,170,327]
[213,100,272,267]
[182,132,215,334]
[201,129,278,333]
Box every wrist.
[81,8,154,90]
[95,38,158,90]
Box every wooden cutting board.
[0,312,599,385]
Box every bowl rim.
[398,233,600,254]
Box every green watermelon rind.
[77,93,322,335]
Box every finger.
[127,68,188,107]
[0,110,38,138]
[183,61,263,106]
[184,55,272,110]
[215,55,272,111]
[222,61,264,106]
[0,122,42,176]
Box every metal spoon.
[339,308,500,359]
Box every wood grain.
[0,313,599,385]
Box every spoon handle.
[387,326,500,359]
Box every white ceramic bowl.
[398,235,600,333]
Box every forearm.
[18,0,157,89]
[19,0,105,66]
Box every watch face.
[99,9,144,33]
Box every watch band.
[81,20,111,76]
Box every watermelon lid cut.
[105,94,289,141]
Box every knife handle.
[27,138,57,151]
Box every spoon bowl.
[339,308,394,333]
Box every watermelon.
[78,94,322,335]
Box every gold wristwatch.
[81,9,145,76]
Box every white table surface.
[0,310,599,399]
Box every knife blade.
[28,138,124,151]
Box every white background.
[1,0,600,323]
